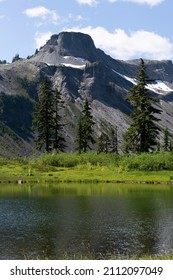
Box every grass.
[1,152,173,184]
[25,251,173,260]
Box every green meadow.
[1,152,173,185]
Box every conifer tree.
[33,77,66,152]
[109,126,118,153]
[52,89,65,152]
[97,132,109,153]
[169,136,173,152]
[97,126,118,154]
[157,141,161,152]
[75,116,85,153]
[75,99,95,152]
[162,127,169,151]
[12,54,21,63]
[97,133,105,153]
[32,77,54,152]
[124,59,161,153]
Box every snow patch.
[64,56,86,61]
[113,69,173,95]
[112,69,137,85]
[61,56,86,69]
[61,63,85,69]
[146,80,173,94]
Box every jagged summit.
[32,31,100,66]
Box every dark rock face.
[0,31,173,156]
[32,31,100,66]
[51,32,98,61]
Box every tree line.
[32,59,172,154]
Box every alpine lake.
[0,182,173,260]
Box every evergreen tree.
[109,126,118,153]
[97,133,105,153]
[12,54,21,63]
[75,99,95,152]
[157,141,161,152]
[97,126,118,154]
[0,60,7,64]
[75,116,85,153]
[32,77,54,152]
[97,132,109,153]
[162,127,169,151]
[124,59,161,153]
[52,89,66,152]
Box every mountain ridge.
[0,31,173,156]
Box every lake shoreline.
[1,152,173,186]
[1,178,173,185]
[1,168,173,186]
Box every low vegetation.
[1,152,173,184]
[25,251,173,260]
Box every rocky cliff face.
[31,32,99,66]
[0,31,173,156]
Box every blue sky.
[0,0,173,62]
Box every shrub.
[30,152,120,168]
[119,152,173,171]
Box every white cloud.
[34,31,52,49]
[68,13,87,22]
[76,0,98,6]
[108,0,164,7]
[67,26,173,60]
[24,6,60,25]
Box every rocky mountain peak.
[33,32,99,65]
[51,32,97,58]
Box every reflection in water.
[0,183,173,259]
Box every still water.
[0,183,173,259]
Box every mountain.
[0,31,173,156]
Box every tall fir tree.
[97,126,118,154]
[33,77,54,152]
[75,99,95,152]
[75,116,85,153]
[97,132,110,153]
[52,89,66,152]
[124,59,161,153]
[162,127,169,151]
[109,126,118,153]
